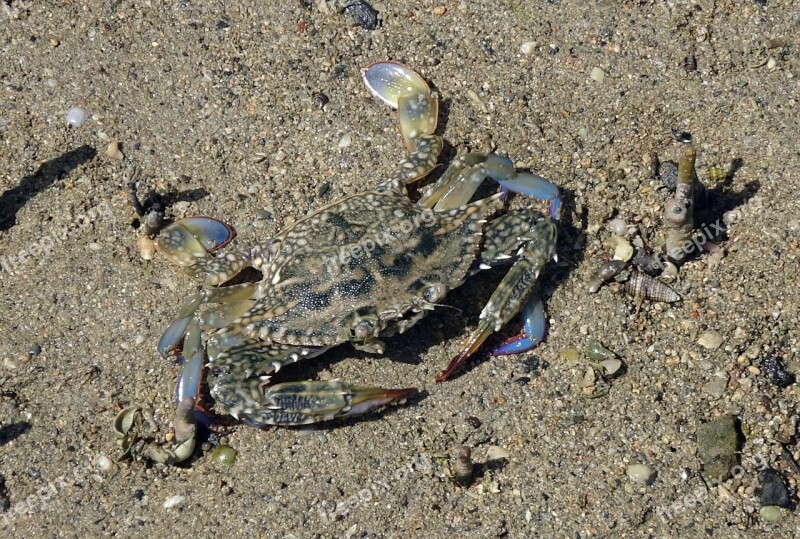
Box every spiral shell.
[625,272,680,303]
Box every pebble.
[65,107,86,128]
[757,468,791,508]
[338,134,352,148]
[702,373,728,399]
[559,348,579,364]
[520,41,536,55]
[697,330,723,350]
[432,6,447,16]
[590,67,606,84]
[600,358,622,376]
[485,445,510,461]
[696,415,740,483]
[96,454,113,472]
[626,463,656,485]
[209,444,237,467]
[758,505,783,522]
[760,356,795,388]
[163,494,186,509]
[608,218,628,236]
[585,338,615,362]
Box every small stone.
[698,330,723,350]
[65,107,86,128]
[608,218,628,236]
[520,41,536,55]
[432,6,447,16]
[759,505,783,522]
[559,348,580,364]
[626,464,656,485]
[590,67,606,84]
[49,37,60,48]
[760,356,795,388]
[600,358,622,376]
[105,141,125,161]
[757,468,791,508]
[703,373,728,398]
[696,415,741,483]
[485,446,510,461]
[338,134,352,148]
[612,237,634,262]
[209,444,237,467]
[96,454,113,472]
[163,495,186,509]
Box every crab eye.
[353,320,375,339]
[423,284,448,303]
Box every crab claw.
[492,295,545,356]
[436,319,495,383]
[481,155,561,220]
[155,216,236,268]
[363,61,438,152]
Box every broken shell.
[625,272,680,303]
[105,141,125,161]
[588,259,627,293]
[137,236,157,260]
[660,261,679,282]
[600,358,622,375]
[113,406,141,437]
[613,237,634,262]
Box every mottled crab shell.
[232,190,503,348]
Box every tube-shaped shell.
[625,272,680,303]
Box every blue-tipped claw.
[492,295,545,356]
[494,172,561,221]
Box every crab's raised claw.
[216,378,416,427]
[492,294,545,356]
[364,61,442,185]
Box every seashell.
[625,271,680,303]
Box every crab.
[141,62,561,463]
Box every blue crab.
[139,62,561,462]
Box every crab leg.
[436,214,557,382]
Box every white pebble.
[65,107,86,128]
[698,330,724,350]
[519,41,536,55]
[96,454,112,472]
[626,463,655,484]
[485,446,510,461]
[590,67,606,84]
[163,495,186,509]
[338,134,352,148]
[608,218,628,236]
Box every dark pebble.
[658,160,679,190]
[27,467,40,479]
[465,416,481,428]
[514,376,531,385]
[757,468,791,508]
[313,92,329,109]
[29,344,42,357]
[760,356,795,388]
[134,488,145,500]
[345,1,379,30]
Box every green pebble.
[209,444,237,467]
[585,339,615,362]
[560,348,580,364]
[759,505,783,522]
